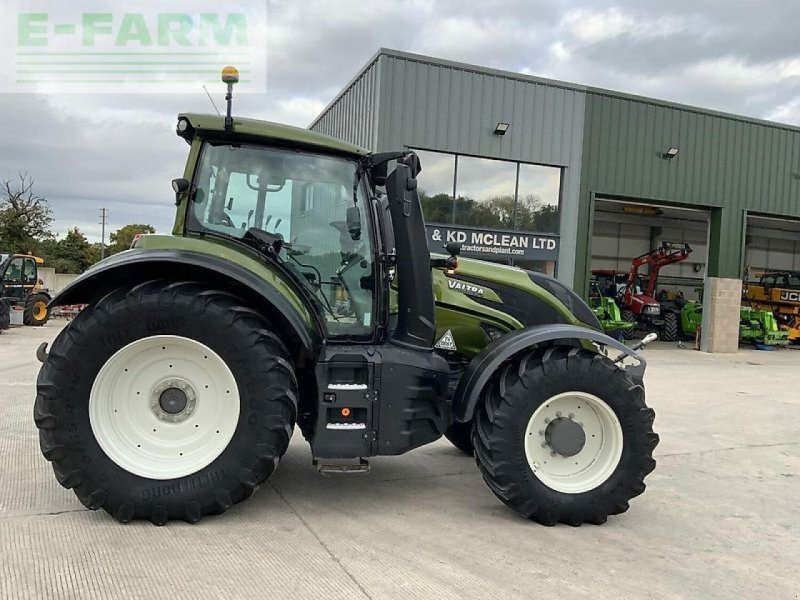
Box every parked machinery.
[587,280,635,340]
[743,270,800,342]
[32,67,660,526]
[0,252,51,327]
[592,241,692,342]
[680,289,789,347]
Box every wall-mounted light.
[662,147,679,159]
[693,263,704,273]
[494,122,510,136]
[623,205,663,216]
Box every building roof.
[311,48,800,135]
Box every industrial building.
[310,49,800,352]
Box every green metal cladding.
[575,92,800,292]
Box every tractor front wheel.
[620,309,636,340]
[34,281,297,525]
[661,311,679,342]
[473,346,658,525]
[24,293,50,326]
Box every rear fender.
[50,249,319,355]
[451,323,647,423]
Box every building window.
[516,163,561,234]
[414,149,456,223]
[453,156,518,229]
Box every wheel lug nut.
[544,418,550,424]
[550,451,557,457]
[541,442,547,448]
[569,413,575,419]
[556,411,562,417]
[538,430,544,436]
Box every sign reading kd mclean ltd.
[425,223,560,262]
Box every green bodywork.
[587,283,634,339]
[680,299,790,346]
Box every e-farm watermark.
[0,1,266,93]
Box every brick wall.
[700,277,742,353]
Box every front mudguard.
[450,323,647,423]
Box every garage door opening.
[744,214,800,341]
[591,199,709,298]
[588,199,710,342]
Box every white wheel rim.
[89,335,240,480]
[523,391,623,494]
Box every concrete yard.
[1,322,798,599]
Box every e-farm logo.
[1,1,266,93]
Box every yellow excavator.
[0,252,51,328]
[743,270,800,342]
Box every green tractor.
[587,281,636,341]
[34,68,658,526]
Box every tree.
[0,173,53,252]
[108,223,155,255]
[43,228,95,274]
[419,191,559,234]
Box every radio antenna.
[202,85,221,116]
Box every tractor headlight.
[480,322,506,343]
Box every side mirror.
[346,206,362,240]
[172,178,193,206]
[445,241,461,256]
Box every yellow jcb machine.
[0,252,51,328]
[743,270,800,342]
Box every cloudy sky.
[1,0,799,242]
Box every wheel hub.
[150,378,197,423]
[545,417,586,457]
[159,387,188,414]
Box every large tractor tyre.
[444,421,474,456]
[661,311,679,342]
[473,346,658,526]
[23,293,51,326]
[620,309,636,340]
[34,280,298,525]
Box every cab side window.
[22,258,37,283]
[6,258,24,282]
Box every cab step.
[312,458,370,475]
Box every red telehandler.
[592,241,692,341]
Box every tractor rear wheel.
[444,421,474,455]
[473,346,658,526]
[24,293,50,326]
[661,311,679,342]
[34,280,297,525]
[620,309,636,340]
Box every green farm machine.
[34,68,658,526]
[587,281,635,340]
[679,289,789,347]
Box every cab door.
[2,257,35,302]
